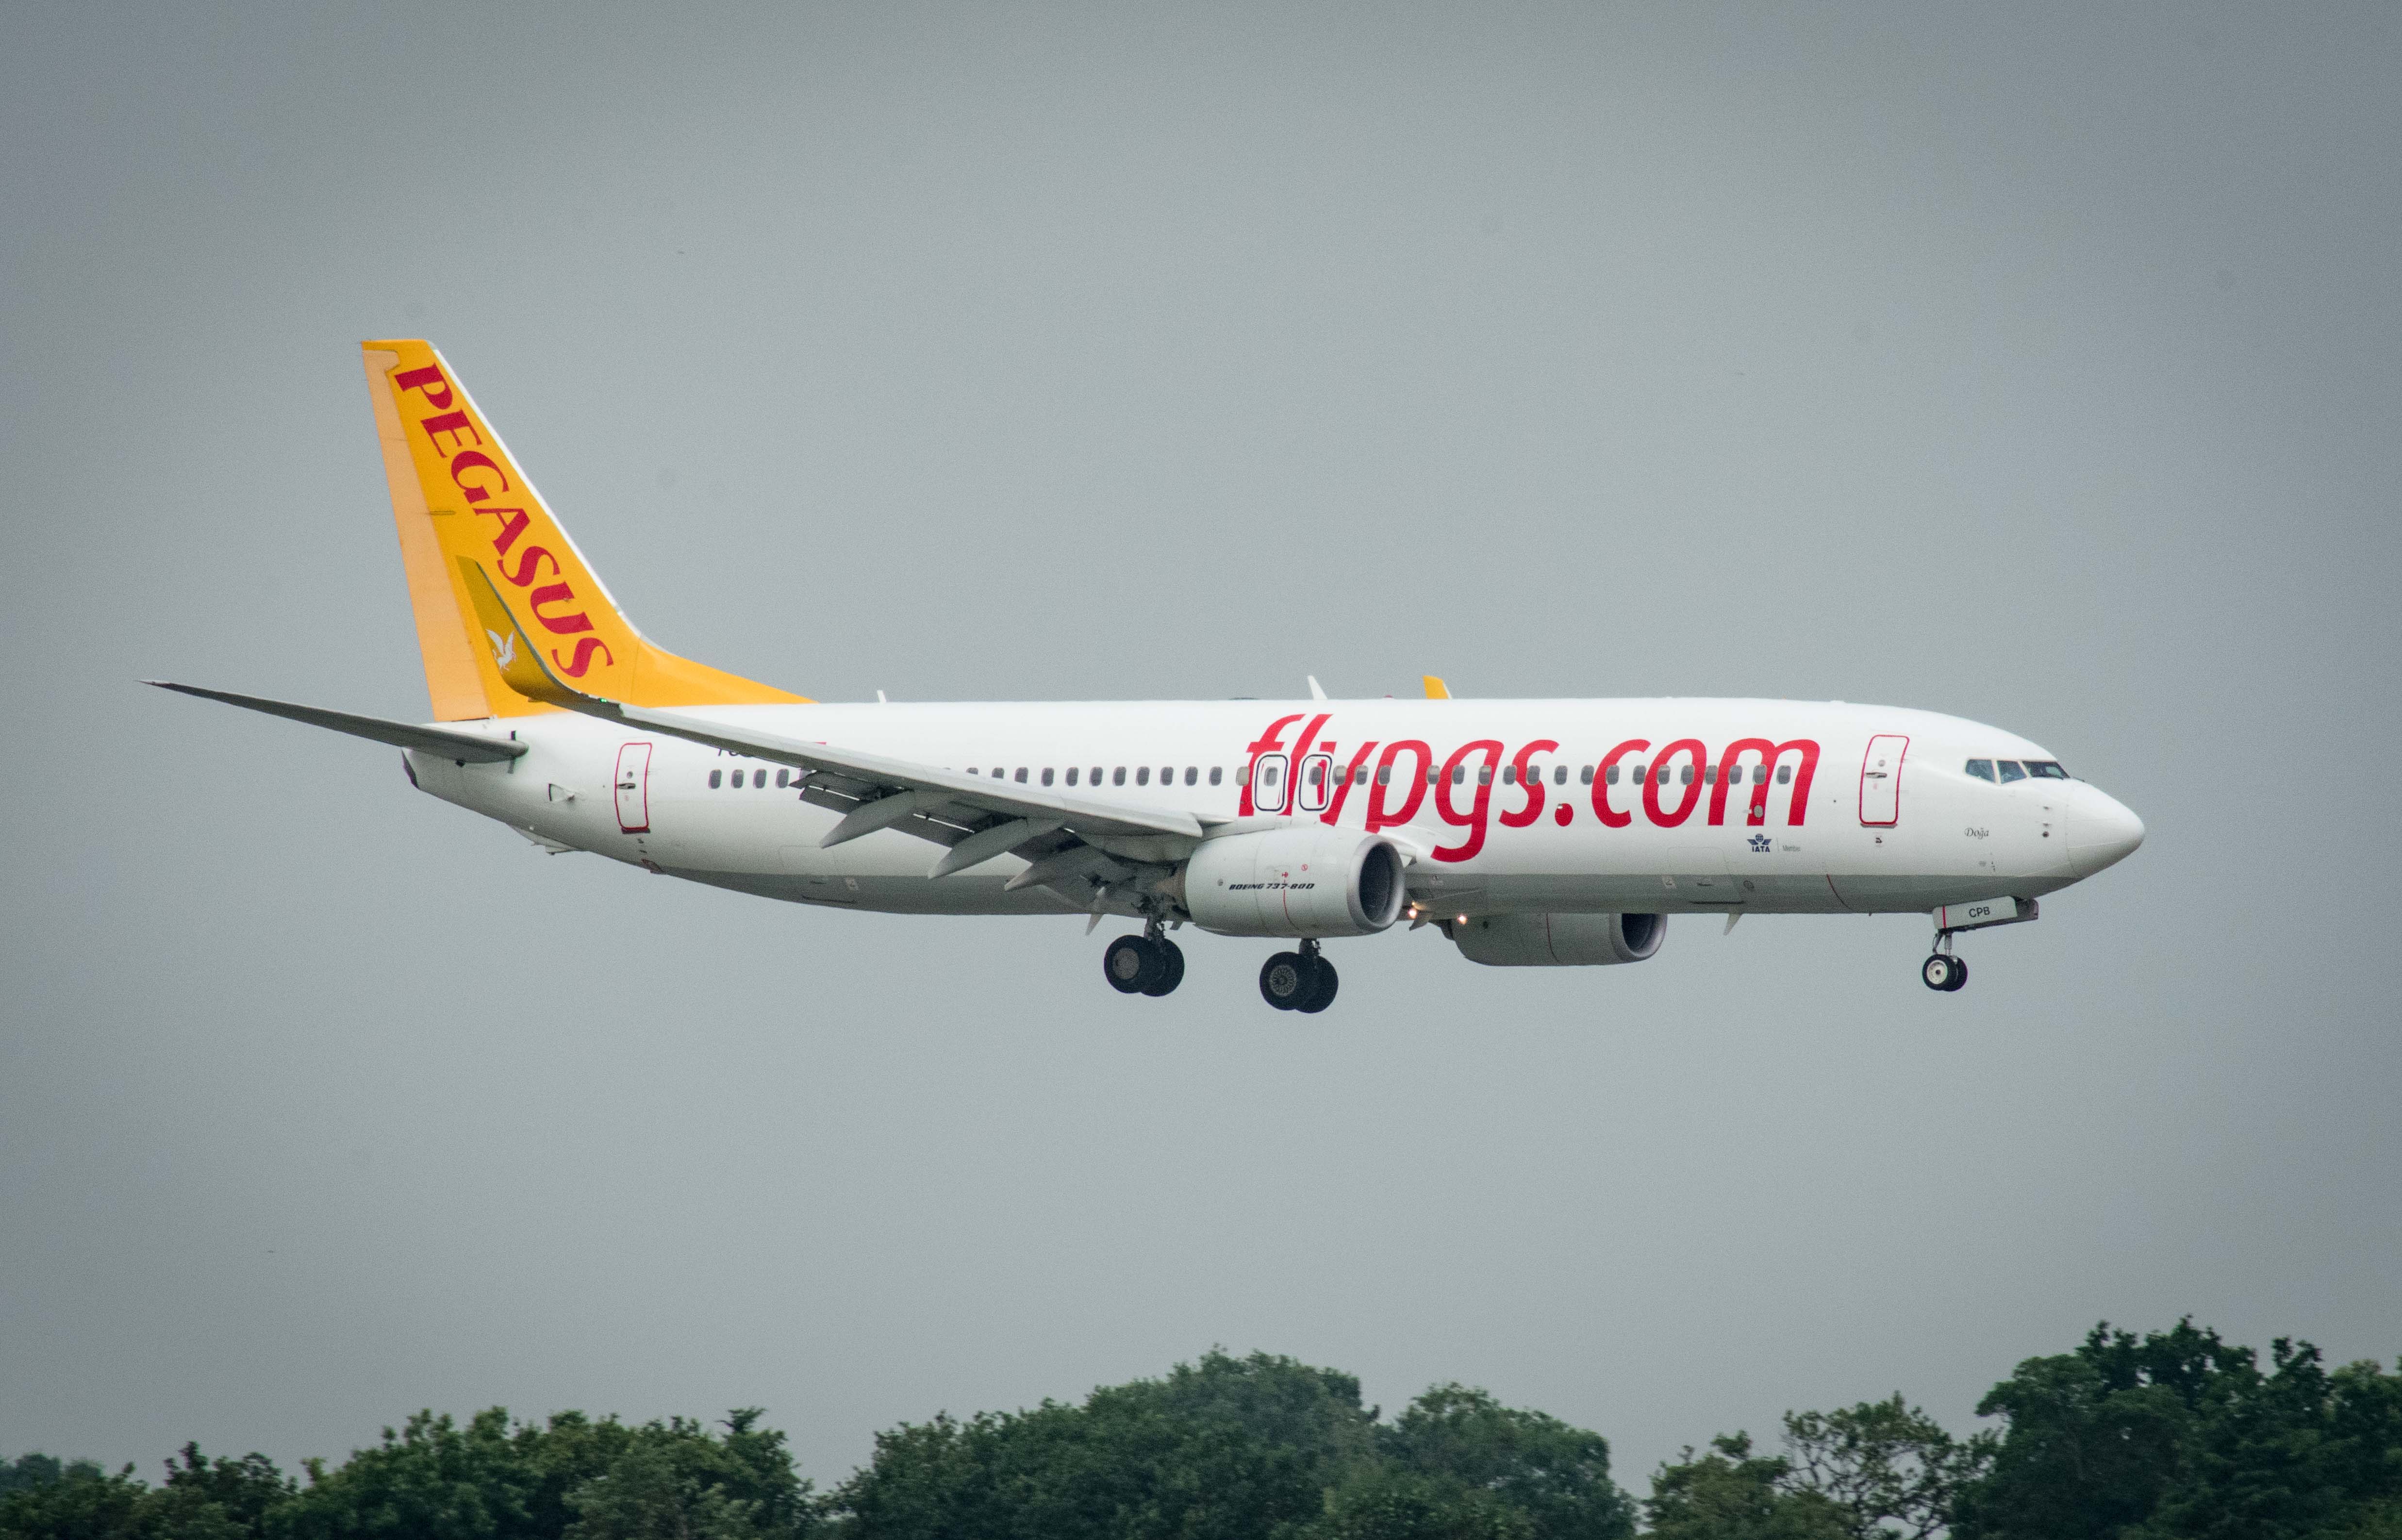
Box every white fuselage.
[402,697,2143,926]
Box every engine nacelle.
[1452,912,1665,967]
[1182,827,1408,938]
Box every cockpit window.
[2024,760,2069,779]
[1996,761,2026,783]
[1964,759,1995,782]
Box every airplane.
[153,341,2145,1011]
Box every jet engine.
[1181,827,1408,938]
[1451,912,1665,966]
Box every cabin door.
[1858,735,1908,827]
[614,742,654,833]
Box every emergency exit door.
[1858,735,1908,827]
[614,742,653,833]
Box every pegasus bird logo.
[485,628,516,670]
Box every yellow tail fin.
[362,340,807,719]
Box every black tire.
[1943,956,1969,992]
[1294,958,1339,1014]
[1105,934,1163,994]
[1259,951,1311,1010]
[1921,954,1959,992]
[1142,938,1185,996]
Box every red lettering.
[501,545,560,587]
[392,364,453,410]
[449,449,510,504]
[1239,713,1307,816]
[418,409,482,456]
[1366,741,1431,832]
[1711,738,1821,826]
[1643,739,1706,827]
[551,638,616,678]
[1591,739,1649,828]
[1498,738,1558,828]
[474,508,530,556]
[1321,740,1378,825]
[529,583,593,634]
[1432,740,1503,863]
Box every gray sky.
[4,0,2397,1497]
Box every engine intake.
[1452,912,1665,966]
[1183,827,1408,938]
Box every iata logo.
[1242,713,1820,865]
[394,363,617,680]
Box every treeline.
[5,1322,2399,1539]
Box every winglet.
[455,557,618,715]
[1307,675,1328,701]
[1422,675,1451,700]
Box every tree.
[1952,1321,2402,1540]
[1643,1433,1851,1540]
[1316,1383,1632,1540]
[0,1458,149,1540]
[1780,1396,1992,1540]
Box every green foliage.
[827,1349,1382,1539]
[1306,1383,1634,1540]
[8,1327,2401,1540]
[1953,1321,2402,1540]
[1643,1433,1853,1540]
[823,1352,1631,1540]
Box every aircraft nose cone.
[2067,786,2145,878]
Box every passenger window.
[1184,767,1197,786]
[1137,766,1151,786]
[1502,764,1516,785]
[1160,766,1172,783]
[1264,764,1280,786]
[1113,767,1126,786]
[1964,759,1995,782]
[1477,765,1492,786]
[1997,761,2026,783]
[1753,765,1767,785]
[754,769,767,788]
[1306,762,1323,787]
[991,768,1004,779]
[1235,765,1248,786]
[1089,767,1100,785]
[1451,764,1466,785]
[2026,760,2069,779]
[1554,765,1568,786]
[1210,766,1224,786]
[1777,765,1792,785]
[1014,767,1027,783]
[1375,765,1391,786]
[1065,767,1078,786]
[776,768,789,788]
[1627,764,1642,785]
[966,766,978,776]
[1042,768,1055,786]
[708,769,722,788]
[1426,766,1439,785]
[1679,765,1692,786]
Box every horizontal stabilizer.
[149,680,527,763]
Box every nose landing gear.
[1921,952,1968,992]
[1260,939,1339,1013]
[1921,922,1971,992]
[1103,922,1185,997]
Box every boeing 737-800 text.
[155,342,2145,1010]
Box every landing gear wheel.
[1922,953,1965,992]
[1943,956,1967,992]
[1141,938,1185,996]
[1259,951,1312,1010]
[1105,934,1166,995]
[1294,958,1339,1014]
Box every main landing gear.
[1259,940,1338,1014]
[1103,925,1185,997]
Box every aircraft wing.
[459,562,1204,891]
[149,680,528,764]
